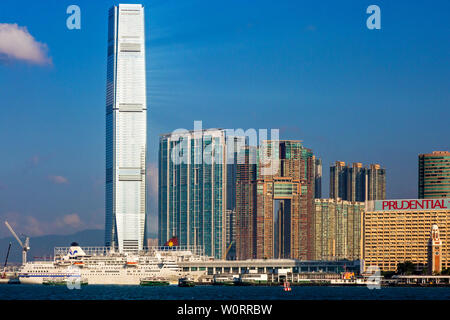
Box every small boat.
[233,278,251,286]
[178,277,195,287]
[140,278,170,286]
[283,281,292,292]
[212,279,234,286]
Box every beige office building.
[363,198,450,272]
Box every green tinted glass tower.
[419,151,450,198]
[158,129,228,258]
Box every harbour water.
[1,285,449,300]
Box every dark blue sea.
[1,285,450,300]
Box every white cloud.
[1,212,89,237]
[61,213,81,227]
[0,23,51,65]
[48,175,68,184]
[1,212,46,237]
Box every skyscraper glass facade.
[105,4,147,252]
[158,130,228,258]
[419,151,450,199]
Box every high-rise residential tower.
[235,146,257,260]
[235,140,315,260]
[419,151,450,199]
[329,162,386,201]
[105,4,147,252]
[330,161,347,200]
[313,199,364,261]
[367,164,386,201]
[346,162,365,202]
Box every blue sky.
[0,0,449,237]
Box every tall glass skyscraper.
[158,129,228,259]
[419,151,450,198]
[105,4,147,252]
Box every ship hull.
[18,273,183,285]
[18,246,207,285]
[19,276,48,285]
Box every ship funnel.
[66,245,86,258]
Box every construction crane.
[4,221,30,265]
[1,242,11,278]
[223,241,234,260]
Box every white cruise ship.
[19,243,209,285]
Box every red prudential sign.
[372,198,450,211]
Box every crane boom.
[2,242,12,279]
[3,242,11,268]
[4,221,29,265]
[4,221,23,247]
